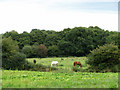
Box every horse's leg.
[51,64,53,67]
[78,64,81,68]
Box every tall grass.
[2,70,118,88]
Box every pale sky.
[0,0,118,34]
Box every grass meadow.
[27,57,88,72]
[2,57,118,88]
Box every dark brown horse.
[33,60,36,64]
[74,61,82,68]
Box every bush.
[21,61,58,72]
[3,52,26,70]
[22,62,47,71]
[12,52,26,69]
[2,37,19,69]
[2,37,27,70]
[87,44,120,72]
[22,45,32,58]
[36,44,47,58]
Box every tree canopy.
[2,26,118,57]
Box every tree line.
[2,26,119,58]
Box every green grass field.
[2,57,118,88]
[27,57,88,72]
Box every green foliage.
[2,37,19,54]
[30,45,38,58]
[47,45,59,57]
[30,29,47,45]
[36,44,47,58]
[44,31,60,46]
[2,26,119,57]
[22,45,32,58]
[11,52,26,69]
[87,44,120,72]
[2,37,26,70]
[106,31,118,45]
[29,44,48,58]
[58,40,75,56]
[2,37,19,69]
[3,30,19,40]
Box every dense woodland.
[1,26,120,71]
[2,26,119,58]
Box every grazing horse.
[51,61,58,67]
[74,61,82,68]
[33,60,36,64]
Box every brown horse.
[33,60,36,64]
[74,61,82,68]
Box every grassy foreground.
[2,57,118,88]
[2,70,118,88]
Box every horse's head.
[51,61,58,67]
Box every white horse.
[51,61,58,67]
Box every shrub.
[21,61,58,72]
[36,44,47,58]
[12,52,26,69]
[2,37,27,70]
[87,44,120,72]
[2,37,19,69]
[2,52,26,70]
[22,45,32,58]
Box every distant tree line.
[2,26,119,58]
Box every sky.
[0,0,119,34]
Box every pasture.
[2,57,118,88]
[27,57,88,72]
